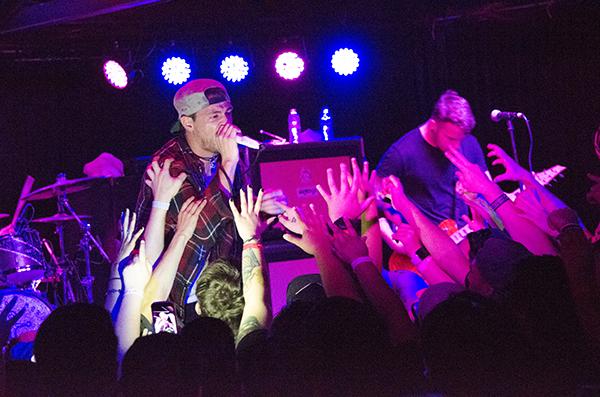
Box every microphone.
[490,109,527,122]
[236,135,262,150]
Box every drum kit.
[0,173,114,345]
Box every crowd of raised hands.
[93,140,600,396]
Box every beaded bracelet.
[490,193,510,212]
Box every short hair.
[431,89,476,133]
[195,259,244,336]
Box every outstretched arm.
[446,147,557,256]
[143,158,187,266]
[331,218,416,345]
[282,205,363,302]
[115,240,152,360]
[141,197,205,320]
[383,175,470,284]
[548,208,600,344]
[230,186,270,344]
[105,209,144,319]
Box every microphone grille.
[490,109,501,122]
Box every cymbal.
[32,214,91,224]
[0,213,8,219]
[24,176,109,201]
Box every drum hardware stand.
[52,173,110,304]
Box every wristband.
[559,223,581,234]
[350,256,373,271]
[415,246,431,261]
[123,289,144,297]
[243,236,260,244]
[243,242,263,250]
[152,200,170,210]
[490,193,510,212]
[105,288,122,296]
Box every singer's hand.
[214,123,240,165]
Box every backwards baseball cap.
[170,78,230,133]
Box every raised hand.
[445,148,497,197]
[282,204,332,256]
[116,208,145,265]
[229,186,265,241]
[122,240,153,292]
[145,158,187,203]
[381,174,412,214]
[316,160,374,222]
[356,159,378,201]
[277,203,305,235]
[260,189,287,215]
[392,223,422,256]
[487,144,533,185]
[331,217,369,264]
[174,197,206,241]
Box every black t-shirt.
[377,128,487,227]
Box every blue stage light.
[161,57,191,85]
[331,48,359,76]
[220,55,249,82]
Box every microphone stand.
[505,119,523,191]
[505,119,519,165]
[58,192,110,304]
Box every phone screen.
[151,301,178,334]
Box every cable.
[524,117,534,173]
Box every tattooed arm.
[229,186,270,345]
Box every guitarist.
[376,89,489,234]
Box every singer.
[377,90,489,228]
[135,78,274,323]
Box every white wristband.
[152,200,170,210]
[350,256,373,271]
[123,289,144,297]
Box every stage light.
[275,51,305,80]
[331,48,359,76]
[220,55,249,82]
[103,60,128,89]
[161,56,191,85]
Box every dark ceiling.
[0,0,573,61]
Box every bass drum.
[0,289,53,342]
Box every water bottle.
[288,108,301,144]
[320,107,333,141]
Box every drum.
[0,289,53,343]
[0,234,46,286]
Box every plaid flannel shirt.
[135,134,244,321]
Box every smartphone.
[151,301,178,334]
